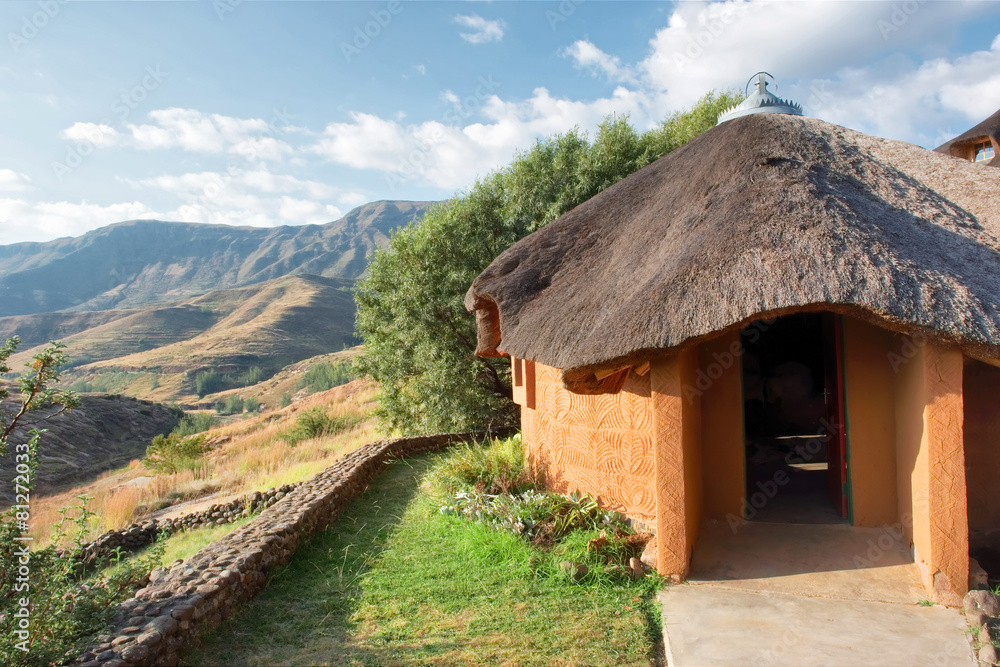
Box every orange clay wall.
[518,360,657,528]
[964,360,1000,537]
[893,340,968,606]
[651,348,702,577]
[842,318,898,527]
[697,332,745,521]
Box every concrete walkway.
[660,522,976,666]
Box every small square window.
[973,140,995,163]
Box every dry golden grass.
[27,378,379,548]
[99,486,144,532]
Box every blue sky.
[1,0,999,244]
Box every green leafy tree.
[356,91,743,434]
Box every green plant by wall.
[0,495,164,666]
[0,339,160,665]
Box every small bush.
[0,496,164,666]
[195,369,225,397]
[280,393,292,408]
[429,435,632,549]
[172,412,218,437]
[296,361,353,394]
[67,379,94,393]
[279,407,361,446]
[223,394,244,415]
[142,433,209,474]
[237,366,264,387]
[424,434,530,498]
[244,396,260,413]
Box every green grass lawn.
[183,454,664,666]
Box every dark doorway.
[741,313,848,524]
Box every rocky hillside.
[0,394,179,502]
[0,200,433,316]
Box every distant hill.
[0,394,179,502]
[0,274,359,404]
[0,200,434,316]
[197,347,362,411]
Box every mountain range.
[0,200,435,404]
[0,200,434,317]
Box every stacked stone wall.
[75,431,503,666]
[74,484,300,566]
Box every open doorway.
[741,313,848,524]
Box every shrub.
[280,393,292,408]
[279,407,361,446]
[0,338,159,664]
[236,366,264,387]
[429,435,631,548]
[172,412,218,437]
[142,433,209,474]
[195,369,225,397]
[223,394,244,415]
[244,396,260,413]
[67,379,95,393]
[424,434,529,498]
[295,361,353,394]
[356,91,745,434]
[0,496,164,665]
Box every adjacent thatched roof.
[466,113,1000,392]
[935,107,1000,167]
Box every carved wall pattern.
[921,345,968,605]
[523,363,656,526]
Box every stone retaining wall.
[76,484,302,566]
[75,431,502,666]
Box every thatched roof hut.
[935,106,1000,166]
[466,109,1000,606]
[467,113,1000,393]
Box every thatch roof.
[935,107,1000,167]
[466,114,1000,392]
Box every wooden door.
[821,314,848,518]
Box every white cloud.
[0,198,160,244]
[338,191,369,208]
[453,14,505,44]
[801,45,1000,146]
[563,40,636,84]
[310,85,651,191]
[0,169,32,192]
[414,64,427,75]
[127,108,293,160]
[61,122,122,147]
[135,168,337,200]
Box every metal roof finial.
[717,71,804,124]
